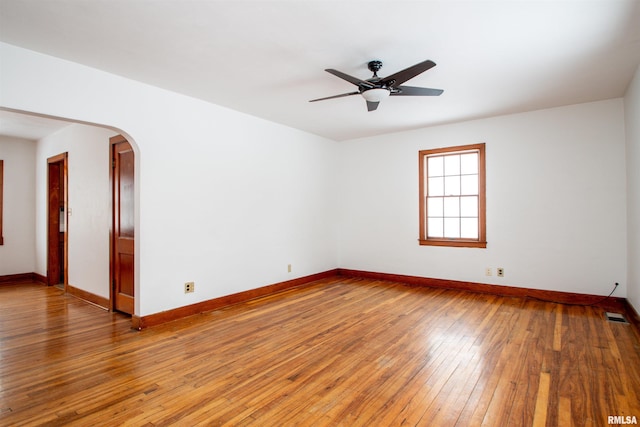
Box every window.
[419,143,486,248]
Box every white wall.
[0,43,339,316]
[0,41,630,316]
[338,99,628,297]
[0,136,36,275]
[35,124,115,298]
[625,64,640,313]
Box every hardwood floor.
[1,277,639,426]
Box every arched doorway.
[0,109,140,323]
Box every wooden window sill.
[419,239,487,248]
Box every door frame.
[47,152,68,288]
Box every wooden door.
[47,153,67,287]
[111,135,135,314]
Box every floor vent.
[605,312,629,324]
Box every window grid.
[426,152,479,239]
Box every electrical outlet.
[497,268,504,277]
[184,281,195,293]
[287,264,292,273]
[485,268,492,276]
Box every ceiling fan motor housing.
[368,60,383,74]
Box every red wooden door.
[111,136,135,314]
[47,154,67,286]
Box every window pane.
[461,217,478,239]
[443,197,459,217]
[444,218,460,238]
[444,154,460,175]
[428,156,443,177]
[428,177,444,196]
[427,197,443,217]
[444,175,460,196]
[460,175,478,195]
[460,152,478,174]
[460,196,478,217]
[428,217,444,238]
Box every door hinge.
[112,159,116,168]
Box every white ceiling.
[1,0,639,142]
[0,110,72,141]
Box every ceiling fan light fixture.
[361,88,390,103]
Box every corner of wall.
[624,63,640,314]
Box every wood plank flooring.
[1,277,639,426]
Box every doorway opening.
[47,153,68,288]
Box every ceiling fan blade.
[325,69,375,88]
[391,86,444,96]
[381,60,436,87]
[366,101,379,112]
[309,91,360,102]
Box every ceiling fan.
[309,59,443,111]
